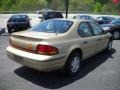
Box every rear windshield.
[31,20,73,33]
[10,15,27,21]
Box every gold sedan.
[6,19,112,76]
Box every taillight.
[36,44,59,55]
[25,19,29,23]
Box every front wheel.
[112,31,120,40]
[65,52,81,76]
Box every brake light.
[36,45,59,55]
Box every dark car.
[96,16,115,25]
[7,15,31,34]
[38,9,63,21]
[101,18,120,39]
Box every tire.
[106,40,112,51]
[8,29,12,34]
[112,31,120,40]
[65,51,81,76]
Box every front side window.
[31,20,73,33]
[89,22,104,35]
[78,22,93,37]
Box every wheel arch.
[66,47,83,63]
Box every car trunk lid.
[10,31,57,53]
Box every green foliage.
[69,0,94,11]
[93,2,103,12]
[95,0,109,5]
[0,0,119,14]
[0,0,47,11]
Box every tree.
[93,2,103,12]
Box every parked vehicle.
[7,19,112,76]
[101,18,120,39]
[73,15,95,21]
[0,28,5,35]
[38,9,63,21]
[7,15,31,34]
[96,16,115,24]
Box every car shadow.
[14,49,116,89]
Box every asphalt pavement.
[0,34,120,90]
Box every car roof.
[10,15,28,17]
[49,18,91,23]
[74,15,92,17]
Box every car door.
[89,22,109,52]
[77,22,98,59]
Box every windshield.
[31,19,73,33]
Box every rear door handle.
[83,41,88,44]
[97,38,102,41]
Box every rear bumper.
[7,23,30,30]
[6,46,66,71]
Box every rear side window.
[31,20,73,33]
[78,22,93,37]
[89,22,104,35]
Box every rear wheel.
[112,31,120,39]
[106,40,112,51]
[65,51,81,76]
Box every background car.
[7,19,112,76]
[101,18,120,39]
[96,16,115,24]
[7,15,31,34]
[0,28,5,35]
[38,9,63,21]
[73,15,95,21]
